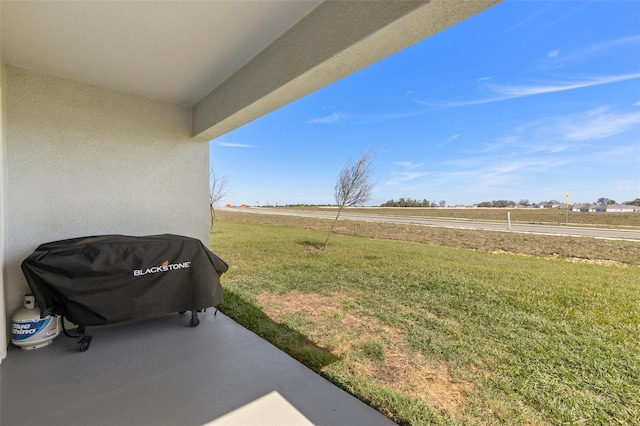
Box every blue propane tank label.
[12,318,52,341]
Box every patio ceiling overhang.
[1,0,501,141]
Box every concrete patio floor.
[1,310,395,426]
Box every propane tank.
[11,294,60,350]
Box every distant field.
[216,210,640,266]
[211,211,640,425]
[280,206,640,228]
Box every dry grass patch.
[563,257,631,267]
[492,250,633,267]
[256,290,471,418]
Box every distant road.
[235,208,640,241]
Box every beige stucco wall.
[4,66,209,345]
[1,60,7,360]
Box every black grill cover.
[21,234,228,326]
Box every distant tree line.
[280,197,640,209]
[596,197,616,205]
[380,198,446,207]
[475,198,640,207]
[476,200,516,208]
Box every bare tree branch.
[324,150,375,250]
[209,171,230,231]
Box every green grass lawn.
[211,217,640,425]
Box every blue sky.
[209,0,640,207]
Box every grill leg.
[189,311,200,327]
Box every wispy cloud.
[498,3,555,35]
[351,111,426,125]
[393,161,425,170]
[542,35,640,69]
[488,74,640,97]
[433,148,584,194]
[430,105,640,195]
[217,142,255,148]
[419,73,640,108]
[595,34,640,50]
[582,35,640,61]
[306,112,348,124]
[419,37,640,110]
[437,134,460,148]
[307,109,427,125]
[386,160,429,185]
[468,106,639,157]
[559,106,640,141]
[386,171,431,185]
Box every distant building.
[566,204,640,213]
[606,204,640,213]
[571,204,591,212]
[535,203,562,209]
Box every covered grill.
[21,234,228,350]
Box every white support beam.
[192,0,500,140]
